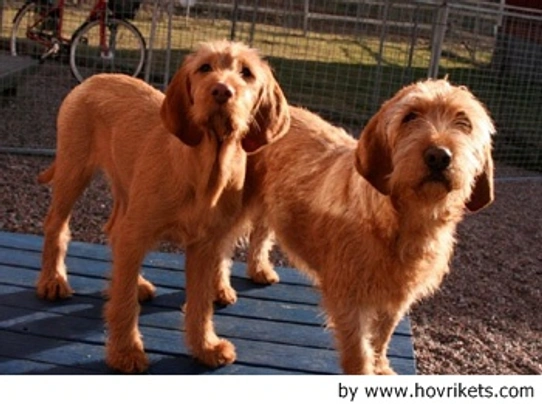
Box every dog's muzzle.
[424,146,452,172]
[422,146,453,188]
[212,83,234,105]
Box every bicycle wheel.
[10,1,48,59]
[69,17,146,82]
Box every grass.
[1,4,541,171]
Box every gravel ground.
[1,65,541,375]
[1,154,540,375]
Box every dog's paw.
[374,357,397,375]
[106,345,149,374]
[248,263,280,285]
[138,277,156,302]
[251,268,280,285]
[215,285,237,306]
[36,275,73,301]
[197,339,237,368]
[375,366,397,375]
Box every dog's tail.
[37,163,55,185]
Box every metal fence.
[1,0,541,177]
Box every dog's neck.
[198,132,247,208]
[393,197,465,263]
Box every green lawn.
[2,4,541,171]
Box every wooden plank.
[0,284,334,350]
[0,231,317,286]
[0,272,321,327]
[0,252,414,336]
[0,247,322,305]
[0,330,309,375]
[0,280,414,361]
[0,54,40,93]
[0,55,39,78]
[0,232,413,331]
[0,231,417,374]
[0,304,415,375]
[0,328,108,373]
[0,305,340,374]
[0,355,100,375]
[0,232,414,334]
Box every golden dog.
[243,79,495,374]
[36,41,290,373]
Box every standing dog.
[244,79,495,374]
[36,41,290,373]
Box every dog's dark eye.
[454,112,472,132]
[241,66,253,79]
[402,112,418,124]
[198,63,212,73]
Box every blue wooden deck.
[0,231,416,375]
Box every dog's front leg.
[370,309,404,375]
[324,295,376,374]
[184,242,236,368]
[104,230,149,373]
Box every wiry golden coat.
[244,79,495,374]
[36,41,290,373]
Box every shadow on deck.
[0,231,416,374]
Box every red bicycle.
[10,0,146,82]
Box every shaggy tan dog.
[36,41,290,373]
[243,79,495,374]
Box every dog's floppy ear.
[354,110,393,195]
[242,69,290,154]
[161,59,204,147]
[466,148,494,212]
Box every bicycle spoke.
[70,18,146,82]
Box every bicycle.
[10,0,147,82]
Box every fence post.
[163,0,174,90]
[144,0,162,84]
[407,3,420,71]
[303,0,309,36]
[372,0,390,107]
[0,0,4,38]
[428,1,449,79]
[230,0,239,40]
[249,0,260,46]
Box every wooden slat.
[0,231,315,285]
[0,354,100,375]
[0,231,416,374]
[0,54,40,93]
[0,278,415,361]
[0,245,413,335]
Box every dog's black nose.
[424,146,452,171]
[212,83,233,104]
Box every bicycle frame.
[13,0,146,81]
[79,0,115,58]
[20,0,67,46]
[22,0,111,49]
[95,0,112,58]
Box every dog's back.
[55,75,164,182]
[254,106,359,202]
[38,74,174,242]
[250,107,385,271]
[246,81,495,374]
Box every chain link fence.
[1,0,541,177]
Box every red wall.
[506,0,542,9]
[503,0,542,43]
